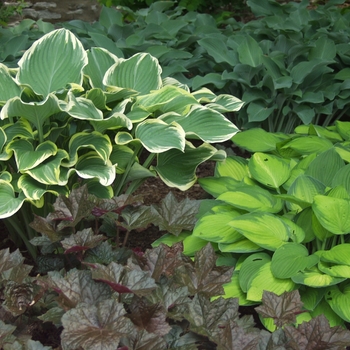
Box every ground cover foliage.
[1,0,350,348]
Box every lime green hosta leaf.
[18,175,68,201]
[281,136,333,156]
[335,121,350,141]
[135,119,186,153]
[75,152,116,187]
[239,252,271,293]
[280,217,305,243]
[271,243,319,279]
[104,53,162,95]
[0,63,21,103]
[215,156,249,180]
[248,152,291,189]
[218,185,283,213]
[136,85,198,114]
[0,181,26,219]
[316,244,350,265]
[183,234,212,256]
[153,142,226,191]
[176,105,239,143]
[246,262,295,302]
[66,131,112,166]
[219,239,263,253]
[25,149,69,185]
[0,94,62,133]
[292,266,346,287]
[332,165,350,194]
[65,92,103,121]
[313,195,350,235]
[193,211,242,243]
[198,176,240,198]
[84,47,119,89]
[7,139,57,171]
[17,29,87,96]
[229,212,289,251]
[318,260,350,278]
[326,284,350,322]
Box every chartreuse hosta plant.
[155,121,350,328]
[0,28,242,257]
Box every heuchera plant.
[156,122,350,329]
[0,28,242,257]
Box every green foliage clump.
[0,0,26,26]
[156,122,350,328]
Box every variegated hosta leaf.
[135,119,186,153]
[103,52,162,95]
[17,28,88,96]
[0,63,21,103]
[61,299,134,350]
[6,139,57,171]
[75,152,116,187]
[84,47,119,89]
[0,181,26,219]
[66,131,113,167]
[90,112,133,133]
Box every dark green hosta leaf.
[61,228,106,254]
[237,35,263,67]
[47,269,111,308]
[174,243,233,297]
[151,192,200,236]
[255,290,304,328]
[128,296,171,336]
[61,299,134,350]
[284,314,350,349]
[90,261,157,296]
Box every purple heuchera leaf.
[99,280,133,294]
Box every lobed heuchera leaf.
[90,261,157,296]
[284,314,350,350]
[127,296,171,336]
[0,320,16,347]
[174,243,234,296]
[61,228,106,254]
[118,205,157,232]
[255,290,304,328]
[120,329,167,350]
[61,299,135,350]
[47,269,111,308]
[0,248,24,275]
[151,192,200,236]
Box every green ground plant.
[154,121,350,329]
[0,28,241,258]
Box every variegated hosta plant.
[0,28,242,256]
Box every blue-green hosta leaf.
[85,88,108,111]
[0,181,26,218]
[75,152,116,187]
[309,36,336,61]
[0,63,21,103]
[246,262,295,302]
[192,211,242,243]
[0,128,8,160]
[90,112,132,133]
[219,238,263,253]
[153,142,226,190]
[271,243,319,279]
[237,35,263,67]
[232,128,285,152]
[326,284,350,322]
[135,119,186,153]
[65,92,103,121]
[175,105,239,143]
[248,152,291,189]
[198,176,240,198]
[104,53,162,95]
[66,131,112,167]
[18,175,68,201]
[218,186,283,213]
[239,252,271,293]
[0,94,62,132]
[215,156,249,180]
[229,212,290,251]
[17,29,88,96]
[286,174,326,212]
[312,195,350,235]
[247,102,275,123]
[84,47,119,89]
[24,149,70,185]
[6,139,57,171]
[192,73,227,90]
[292,266,346,287]
[305,148,345,187]
[135,85,198,114]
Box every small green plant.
[155,122,350,328]
[0,28,242,257]
[0,0,26,26]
